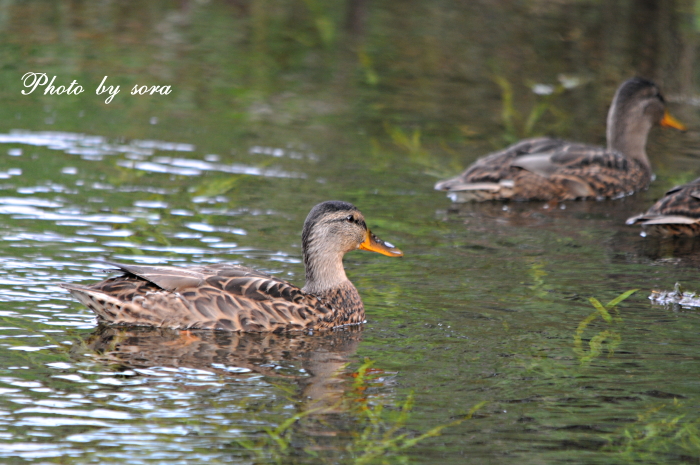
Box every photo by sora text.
[21,73,172,104]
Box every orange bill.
[660,110,687,131]
[359,230,403,257]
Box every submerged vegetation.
[573,289,637,365]
[605,399,700,463]
[493,75,572,144]
[235,358,486,464]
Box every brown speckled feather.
[627,177,700,236]
[62,263,359,332]
[436,137,650,201]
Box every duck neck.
[301,242,365,323]
[606,105,653,170]
[302,248,351,295]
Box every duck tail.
[60,283,123,323]
[435,178,515,202]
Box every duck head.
[606,77,686,164]
[301,201,402,293]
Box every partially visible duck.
[61,201,403,332]
[435,77,686,202]
[627,177,700,236]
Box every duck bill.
[660,110,687,131]
[359,231,403,257]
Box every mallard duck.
[61,201,403,332]
[435,77,686,202]
[626,177,700,236]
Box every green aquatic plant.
[128,217,172,248]
[385,123,428,161]
[383,122,449,175]
[235,358,486,464]
[527,262,550,299]
[604,399,700,462]
[192,175,245,198]
[493,75,569,144]
[301,0,336,49]
[358,47,379,86]
[573,289,637,365]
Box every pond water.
[0,1,699,463]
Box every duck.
[61,201,403,332]
[434,77,686,202]
[626,177,700,236]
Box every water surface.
[0,1,699,463]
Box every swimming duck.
[61,201,403,332]
[434,77,686,202]
[626,177,700,236]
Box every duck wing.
[517,143,629,175]
[61,262,335,332]
[98,261,277,291]
[626,178,700,234]
[435,138,647,201]
[435,137,561,190]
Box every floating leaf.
[589,296,612,323]
[606,289,638,309]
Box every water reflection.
[442,198,649,240]
[85,325,363,412]
[634,235,700,265]
[443,198,700,268]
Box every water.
[0,1,699,463]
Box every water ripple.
[0,130,194,159]
[16,407,133,420]
[0,205,133,224]
[119,157,306,179]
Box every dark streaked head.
[607,77,685,157]
[610,77,685,130]
[302,201,403,264]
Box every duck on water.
[435,77,686,202]
[62,201,403,332]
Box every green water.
[0,1,699,463]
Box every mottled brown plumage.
[435,77,686,202]
[62,201,403,332]
[626,177,700,236]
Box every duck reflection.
[443,199,700,266]
[84,325,363,412]
[632,235,700,265]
